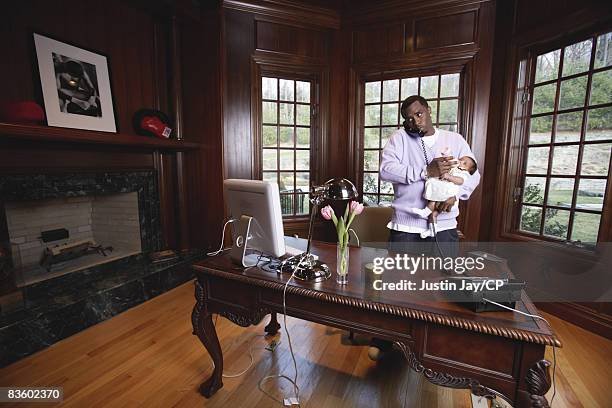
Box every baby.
[413,154,476,238]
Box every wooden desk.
[191,240,561,407]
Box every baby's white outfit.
[424,167,470,201]
[413,167,471,238]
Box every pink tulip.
[349,201,364,215]
[320,205,334,220]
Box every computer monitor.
[223,179,285,266]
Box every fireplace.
[6,192,142,286]
[0,170,199,367]
[0,171,162,285]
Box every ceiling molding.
[223,0,340,29]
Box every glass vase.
[336,243,349,285]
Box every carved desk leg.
[523,360,552,408]
[192,280,223,398]
[264,312,281,335]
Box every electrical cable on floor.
[258,254,307,406]
[207,219,236,256]
[482,298,557,407]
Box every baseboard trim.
[536,302,612,340]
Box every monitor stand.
[229,215,262,268]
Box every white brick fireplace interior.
[5,192,142,286]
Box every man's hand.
[426,156,454,178]
[435,196,456,212]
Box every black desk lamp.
[281,178,358,281]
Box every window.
[260,76,313,216]
[362,73,462,206]
[517,31,612,245]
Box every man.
[368,95,481,360]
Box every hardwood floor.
[1,281,610,407]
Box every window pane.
[295,150,309,170]
[555,111,583,143]
[576,179,606,211]
[439,99,458,123]
[279,126,294,147]
[382,103,399,125]
[279,150,294,170]
[364,194,378,206]
[279,172,294,191]
[594,32,612,69]
[383,79,399,102]
[535,49,560,83]
[438,124,458,132]
[547,178,574,208]
[296,127,310,147]
[365,81,381,103]
[295,172,309,192]
[558,75,587,110]
[589,69,612,105]
[279,103,294,124]
[379,195,394,206]
[401,77,418,99]
[280,193,293,215]
[363,150,379,171]
[263,125,277,147]
[263,149,277,170]
[571,212,601,243]
[364,105,380,126]
[420,75,438,99]
[296,81,310,103]
[526,146,550,174]
[279,79,294,101]
[551,145,579,175]
[562,39,592,77]
[520,205,542,234]
[381,127,397,147]
[363,173,379,193]
[380,180,393,194]
[440,73,460,97]
[296,194,309,215]
[586,106,612,141]
[296,104,310,126]
[263,172,277,184]
[263,102,277,123]
[581,143,612,175]
[364,128,379,148]
[429,101,438,124]
[262,77,278,99]
[529,115,553,144]
[543,208,570,239]
[523,176,546,204]
[532,83,556,114]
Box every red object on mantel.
[0,101,45,125]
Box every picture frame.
[33,33,117,133]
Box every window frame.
[252,61,326,222]
[503,27,612,248]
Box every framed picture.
[33,33,117,133]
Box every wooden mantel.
[0,123,201,151]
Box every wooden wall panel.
[0,0,163,136]
[414,11,476,50]
[223,9,255,180]
[352,24,404,62]
[255,20,327,59]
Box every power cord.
[207,218,237,256]
[258,254,307,406]
[482,298,557,407]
